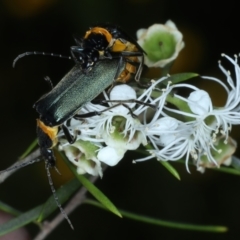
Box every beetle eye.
[90,51,99,62]
[79,54,87,64]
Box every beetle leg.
[74,99,157,120]
[73,34,84,46]
[70,46,85,64]
[105,56,125,93]
[119,51,145,84]
[101,99,157,110]
[74,111,102,120]
[61,124,77,144]
[102,102,137,118]
[103,49,113,59]
[108,51,146,86]
[135,54,144,83]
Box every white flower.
[58,54,240,175]
[201,54,240,137]
[188,90,212,115]
[136,118,193,167]
[109,84,137,113]
[59,139,103,177]
[134,54,240,171]
[137,20,185,68]
[196,137,237,173]
[97,146,125,166]
[92,85,149,153]
[146,117,179,146]
[58,83,158,175]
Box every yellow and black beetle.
[71,23,146,84]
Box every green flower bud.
[137,20,184,68]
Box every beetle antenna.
[44,76,54,90]
[0,158,42,174]
[13,52,72,68]
[54,166,61,175]
[45,162,74,230]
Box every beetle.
[0,58,127,229]
[13,24,145,85]
[70,23,146,84]
[35,58,126,168]
[2,25,148,227]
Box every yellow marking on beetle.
[84,27,112,43]
[125,62,136,74]
[117,69,131,83]
[111,39,127,52]
[37,119,58,147]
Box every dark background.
[0,0,240,239]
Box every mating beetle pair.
[1,24,147,228]
[34,24,146,169]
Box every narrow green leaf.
[211,166,240,176]
[163,72,199,85]
[230,156,240,172]
[120,209,227,233]
[176,158,240,176]
[0,200,21,216]
[135,148,180,180]
[37,178,81,221]
[19,139,38,159]
[62,156,121,218]
[77,174,121,218]
[0,205,42,236]
[160,161,181,180]
[85,199,227,233]
[0,178,80,236]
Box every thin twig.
[0,147,107,240]
[0,149,41,183]
[33,173,100,240]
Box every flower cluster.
[58,52,240,176]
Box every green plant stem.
[85,200,227,233]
